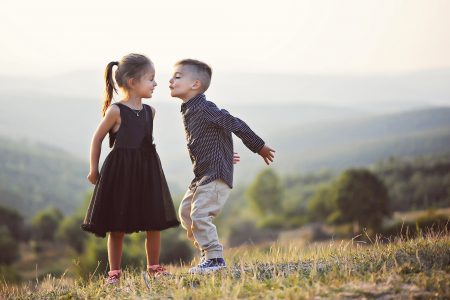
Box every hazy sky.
[1,0,450,77]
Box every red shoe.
[147,264,169,278]
[105,269,121,285]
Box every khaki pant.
[178,179,231,259]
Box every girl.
[81,53,180,284]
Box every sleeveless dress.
[81,103,180,237]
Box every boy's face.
[169,65,199,101]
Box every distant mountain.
[0,136,89,219]
[0,69,450,189]
[263,107,450,174]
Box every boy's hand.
[258,144,275,165]
[233,152,240,164]
[87,170,99,185]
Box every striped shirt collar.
[181,93,206,113]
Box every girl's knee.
[109,232,125,239]
[146,230,160,235]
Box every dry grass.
[1,230,449,299]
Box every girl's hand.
[87,170,99,185]
[258,144,275,165]
[233,152,240,164]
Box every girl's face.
[169,65,197,100]
[135,69,157,98]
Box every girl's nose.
[154,81,158,86]
[169,78,173,84]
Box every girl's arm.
[87,105,120,184]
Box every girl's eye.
[175,76,181,79]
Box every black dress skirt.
[81,103,180,237]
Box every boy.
[169,59,275,274]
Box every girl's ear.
[127,77,136,89]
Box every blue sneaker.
[189,258,226,274]
[199,251,206,263]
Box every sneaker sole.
[188,265,226,274]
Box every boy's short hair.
[175,59,212,93]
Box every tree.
[332,169,391,233]
[31,207,64,241]
[0,226,19,265]
[0,205,27,241]
[56,214,88,253]
[246,169,283,217]
[307,185,336,222]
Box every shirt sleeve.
[202,102,265,153]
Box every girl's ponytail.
[103,61,119,116]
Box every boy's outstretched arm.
[258,144,276,165]
[203,103,266,154]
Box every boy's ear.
[191,79,202,91]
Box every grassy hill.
[0,136,90,218]
[1,232,449,299]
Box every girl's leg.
[145,231,161,266]
[108,231,125,271]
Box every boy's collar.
[181,93,206,112]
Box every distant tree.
[0,226,19,265]
[0,205,27,241]
[246,169,284,217]
[56,215,88,253]
[160,228,193,264]
[332,169,391,233]
[307,185,336,222]
[31,207,64,241]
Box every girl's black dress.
[81,103,180,237]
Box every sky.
[1,0,450,77]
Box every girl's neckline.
[117,102,144,111]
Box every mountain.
[259,107,450,174]
[0,136,90,219]
[0,69,449,189]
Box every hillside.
[0,136,90,218]
[1,233,449,299]
[237,107,450,177]
[1,69,450,188]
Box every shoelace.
[198,259,223,268]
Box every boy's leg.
[190,180,231,260]
[178,188,198,248]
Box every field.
[1,230,449,299]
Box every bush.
[228,220,278,247]
[0,265,22,283]
[0,226,20,265]
[381,212,450,238]
[0,205,27,241]
[31,207,64,241]
[56,215,88,253]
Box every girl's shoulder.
[104,104,121,119]
[144,104,156,119]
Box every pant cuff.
[205,250,223,260]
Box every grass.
[1,230,449,299]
